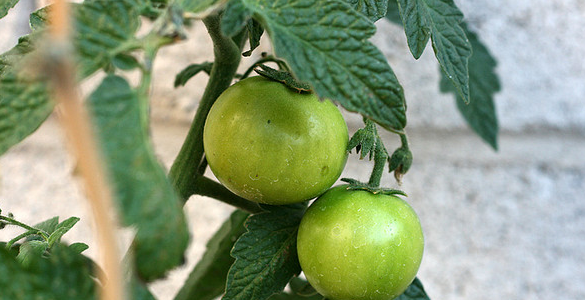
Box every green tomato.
[203,76,348,205]
[297,185,424,300]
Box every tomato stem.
[168,13,245,202]
[368,136,388,187]
[191,176,263,214]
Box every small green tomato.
[203,76,348,205]
[297,185,424,300]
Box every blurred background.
[1,1,584,299]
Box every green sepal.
[340,178,408,197]
[347,119,378,160]
[254,64,312,93]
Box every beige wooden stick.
[48,1,124,300]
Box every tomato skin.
[297,185,424,300]
[203,76,348,205]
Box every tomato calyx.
[254,64,312,93]
[348,118,413,186]
[341,178,407,197]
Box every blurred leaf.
[178,0,228,18]
[112,53,140,71]
[0,34,36,73]
[29,5,49,31]
[88,74,189,281]
[0,29,52,155]
[0,245,97,299]
[69,242,89,254]
[16,240,48,267]
[440,24,500,150]
[223,204,305,300]
[396,277,430,300]
[0,71,52,156]
[0,0,19,19]
[238,0,406,132]
[1,0,144,156]
[131,275,157,300]
[73,0,143,77]
[175,210,250,300]
[393,0,471,104]
[221,0,252,38]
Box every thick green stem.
[169,14,244,202]
[192,176,262,214]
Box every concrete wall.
[1,1,584,300]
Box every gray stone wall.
[1,1,584,300]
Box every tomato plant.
[297,186,424,300]
[203,76,348,205]
[0,0,500,299]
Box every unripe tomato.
[297,185,424,300]
[203,76,348,205]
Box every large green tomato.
[203,76,348,205]
[297,185,424,300]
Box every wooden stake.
[48,1,124,299]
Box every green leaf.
[343,0,388,22]
[175,210,250,300]
[69,242,90,254]
[131,275,157,300]
[396,277,430,300]
[221,0,253,38]
[0,34,36,73]
[74,0,143,77]
[1,0,145,156]
[243,19,264,57]
[394,0,471,103]
[242,0,406,132]
[112,53,140,71]
[440,24,499,150]
[268,292,323,300]
[0,12,52,157]
[385,0,401,24]
[289,277,319,297]
[16,240,48,267]
[0,0,19,19]
[0,245,97,299]
[29,5,50,31]
[178,0,229,17]
[174,62,213,87]
[0,70,52,156]
[223,204,306,300]
[31,216,60,236]
[88,75,189,281]
[47,217,80,247]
